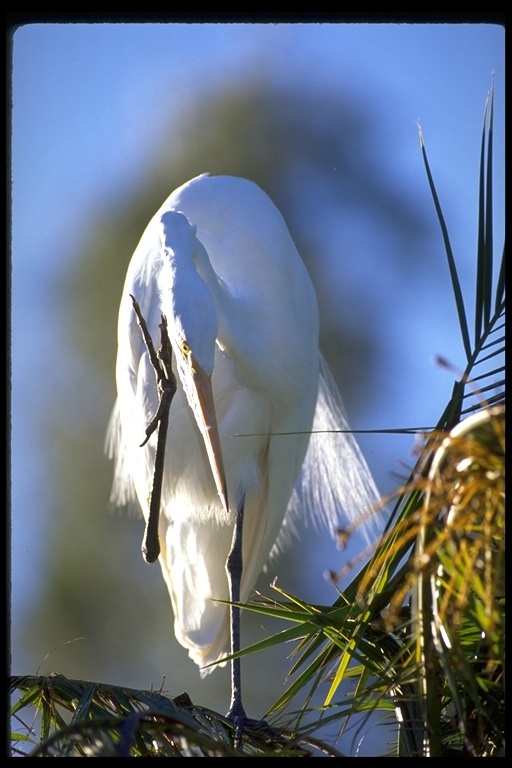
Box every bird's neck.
[193,252,235,347]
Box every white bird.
[107,173,380,731]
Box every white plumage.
[108,173,379,680]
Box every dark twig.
[130,295,177,563]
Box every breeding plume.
[108,173,379,728]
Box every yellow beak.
[188,354,229,515]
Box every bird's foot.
[226,704,282,749]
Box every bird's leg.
[225,498,284,749]
[225,497,246,746]
[130,295,177,564]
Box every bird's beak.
[188,355,229,515]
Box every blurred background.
[10,21,504,755]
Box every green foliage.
[233,80,505,757]
[10,675,340,757]
[238,404,504,757]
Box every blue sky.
[10,21,504,754]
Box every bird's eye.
[181,340,191,356]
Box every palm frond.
[235,82,505,757]
[10,674,333,757]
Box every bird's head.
[158,210,229,514]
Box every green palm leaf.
[236,80,505,757]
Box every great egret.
[108,173,379,733]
